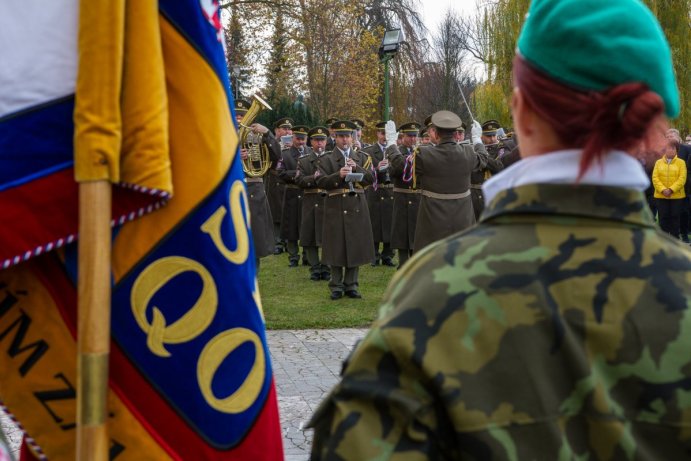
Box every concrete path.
[1,328,368,460]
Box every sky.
[419,0,477,38]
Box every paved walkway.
[1,328,368,460]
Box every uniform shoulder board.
[298,152,309,159]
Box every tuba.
[240,94,273,177]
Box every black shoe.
[273,246,284,255]
[321,272,331,281]
[288,260,298,267]
[370,259,380,267]
[302,259,310,266]
[345,290,362,299]
[382,258,395,267]
[330,291,343,300]
[310,273,320,281]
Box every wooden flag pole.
[76,180,112,461]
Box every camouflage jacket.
[309,183,691,460]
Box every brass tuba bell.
[239,94,273,177]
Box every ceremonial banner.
[0,0,283,459]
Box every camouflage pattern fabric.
[309,183,691,460]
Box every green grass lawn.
[258,253,397,329]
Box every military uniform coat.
[310,183,691,460]
[244,132,280,258]
[277,146,310,241]
[471,141,504,219]
[363,143,394,243]
[264,133,285,226]
[387,144,420,250]
[413,140,483,252]
[296,151,326,247]
[315,149,375,267]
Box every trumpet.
[240,94,273,177]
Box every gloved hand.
[471,120,482,145]
[385,120,397,147]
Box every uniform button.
[315,204,319,207]
[342,194,346,197]
[408,201,412,205]
[344,210,348,214]
[381,197,384,200]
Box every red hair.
[512,55,666,178]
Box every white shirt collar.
[338,147,350,158]
[483,149,650,206]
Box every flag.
[0,0,283,459]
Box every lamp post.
[230,65,242,100]
[379,28,402,122]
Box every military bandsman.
[235,99,279,267]
[266,117,293,254]
[470,119,506,219]
[362,122,395,266]
[413,111,485,251]
[316,120,375,300]
[387,121,422,268]
[277,125,310,267]
[296,126,331,281]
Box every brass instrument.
[240,94,273,177]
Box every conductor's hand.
[385,121,397,147]
[251,123,269,134]
[340,166,352,178]
[471,120,482,145]
[240,148,248,160]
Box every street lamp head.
[379,28,402,56]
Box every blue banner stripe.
[0,95,75,188]
[111,160,266,448]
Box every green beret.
[517,0,679,117]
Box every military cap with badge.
[399,122,421,135]
[331,120,358,135]
[234,99,250,115]
[351,118,366,130]
[292,125,309,138]
[309,126,329,139]
[481,120,501,136]
[324,117,339,127]
[274,117,294,129]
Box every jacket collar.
[481,183,656,228]
[483,149,650,206]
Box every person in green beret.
[308,0,691,459]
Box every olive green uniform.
[310,183,691,460]
[244,133,280,260]
[413,139,484,252]
[387,144,420,267]
[296,150,329,280]
[470,141,505,220]
[265,135,286,250]
[316,149,375,295]
[277,146,310,265]
[363,143,395,265]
